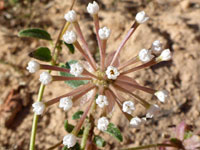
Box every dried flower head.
[122,101,135,114]
[139,49,154,63]
[97,117,109,131]
[135,11,149,24]
[63,134,77,148]
[64,10,77,23]
[98,27,111,40]
[39,72,52,85]
[87,1,99,15]
[32,102,45,115]
[59,97,73,111]
[27,60,40,73]
[63,31,77,44]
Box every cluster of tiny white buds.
[97,117,109,131]
[26,60,40,73]
[63,134,77,148]
[138,49,154,63]
[157,49,172,61]
[96,95,109,108]
[39,72,52,85]
[155,90,169,103]
[105,66,120,80]
[151,40,162,54]
[32,102,45,115]
[130,116,146,128]
[70,62,84,77]
[122,101,135,114]
[64,10,77,23]
[59,97,73,111]
[87,1,99,15]
[146,104,160,118]
[135,11,149,24]
[98,27,111,40]
[63,31,77,44]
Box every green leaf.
[29,47,52,62]
[64,120,84,136]
[18,28,52,40]
[64,42,75,54]
[184,131,193,140]
[94,135,106,147]
[62,143,80,150]
[59,60,89,88]
[72,111,84,120]
[105,123,123,142]
[64,120,74,133]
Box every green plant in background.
[19,0,198,150]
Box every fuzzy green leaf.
[64,42,75,54]
[105,123,123,142]
[72,111,84,120]
[64,120,74,133]
[64,120,84,136]
[29,47,52,62]
[59,60,89,88]
[18,28,51,40]
[94,135,106,147]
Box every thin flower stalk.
[115,80,156,94]
[73,21,97,70]
[118,56,139,71]
[40,64,98,79]
[105,88,132,121]
[92,14,105,71]
[72,88,97,135]
[45,83,95,106]
[73,41,96,69]
[52,76,92,82]
[113,83,150,108]
[121,59,157,75]
[110,22,139,66]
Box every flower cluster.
[27,1,172,148]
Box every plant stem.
[29,84,46,150]
[29,1,76,149]
[80,120,91,150]
[121,143,179,150]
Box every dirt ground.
[0,0,200,150]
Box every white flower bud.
[32,102,45,115]
[122,101,135,114]
[98,27,111,40]
[135,11,149,24]
[130,116,146,128]
[138,49,154,63]
[63,134,77,148]
[59,97,73,111]
[64,10,77,23]
[96,95,109,108]
[87,1,99,15]
[105,66,120,80]
[26,60,40,73]
[158,49,172,61]
[146,104,160,118]
[63,31,77,44]
[70,62,84,77]
[39,72,52,85]
[97,117,109,131]
[151,40,162,54]
[155,90,169,103]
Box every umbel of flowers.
[27,1,172,148]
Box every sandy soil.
[0,0,200,149]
